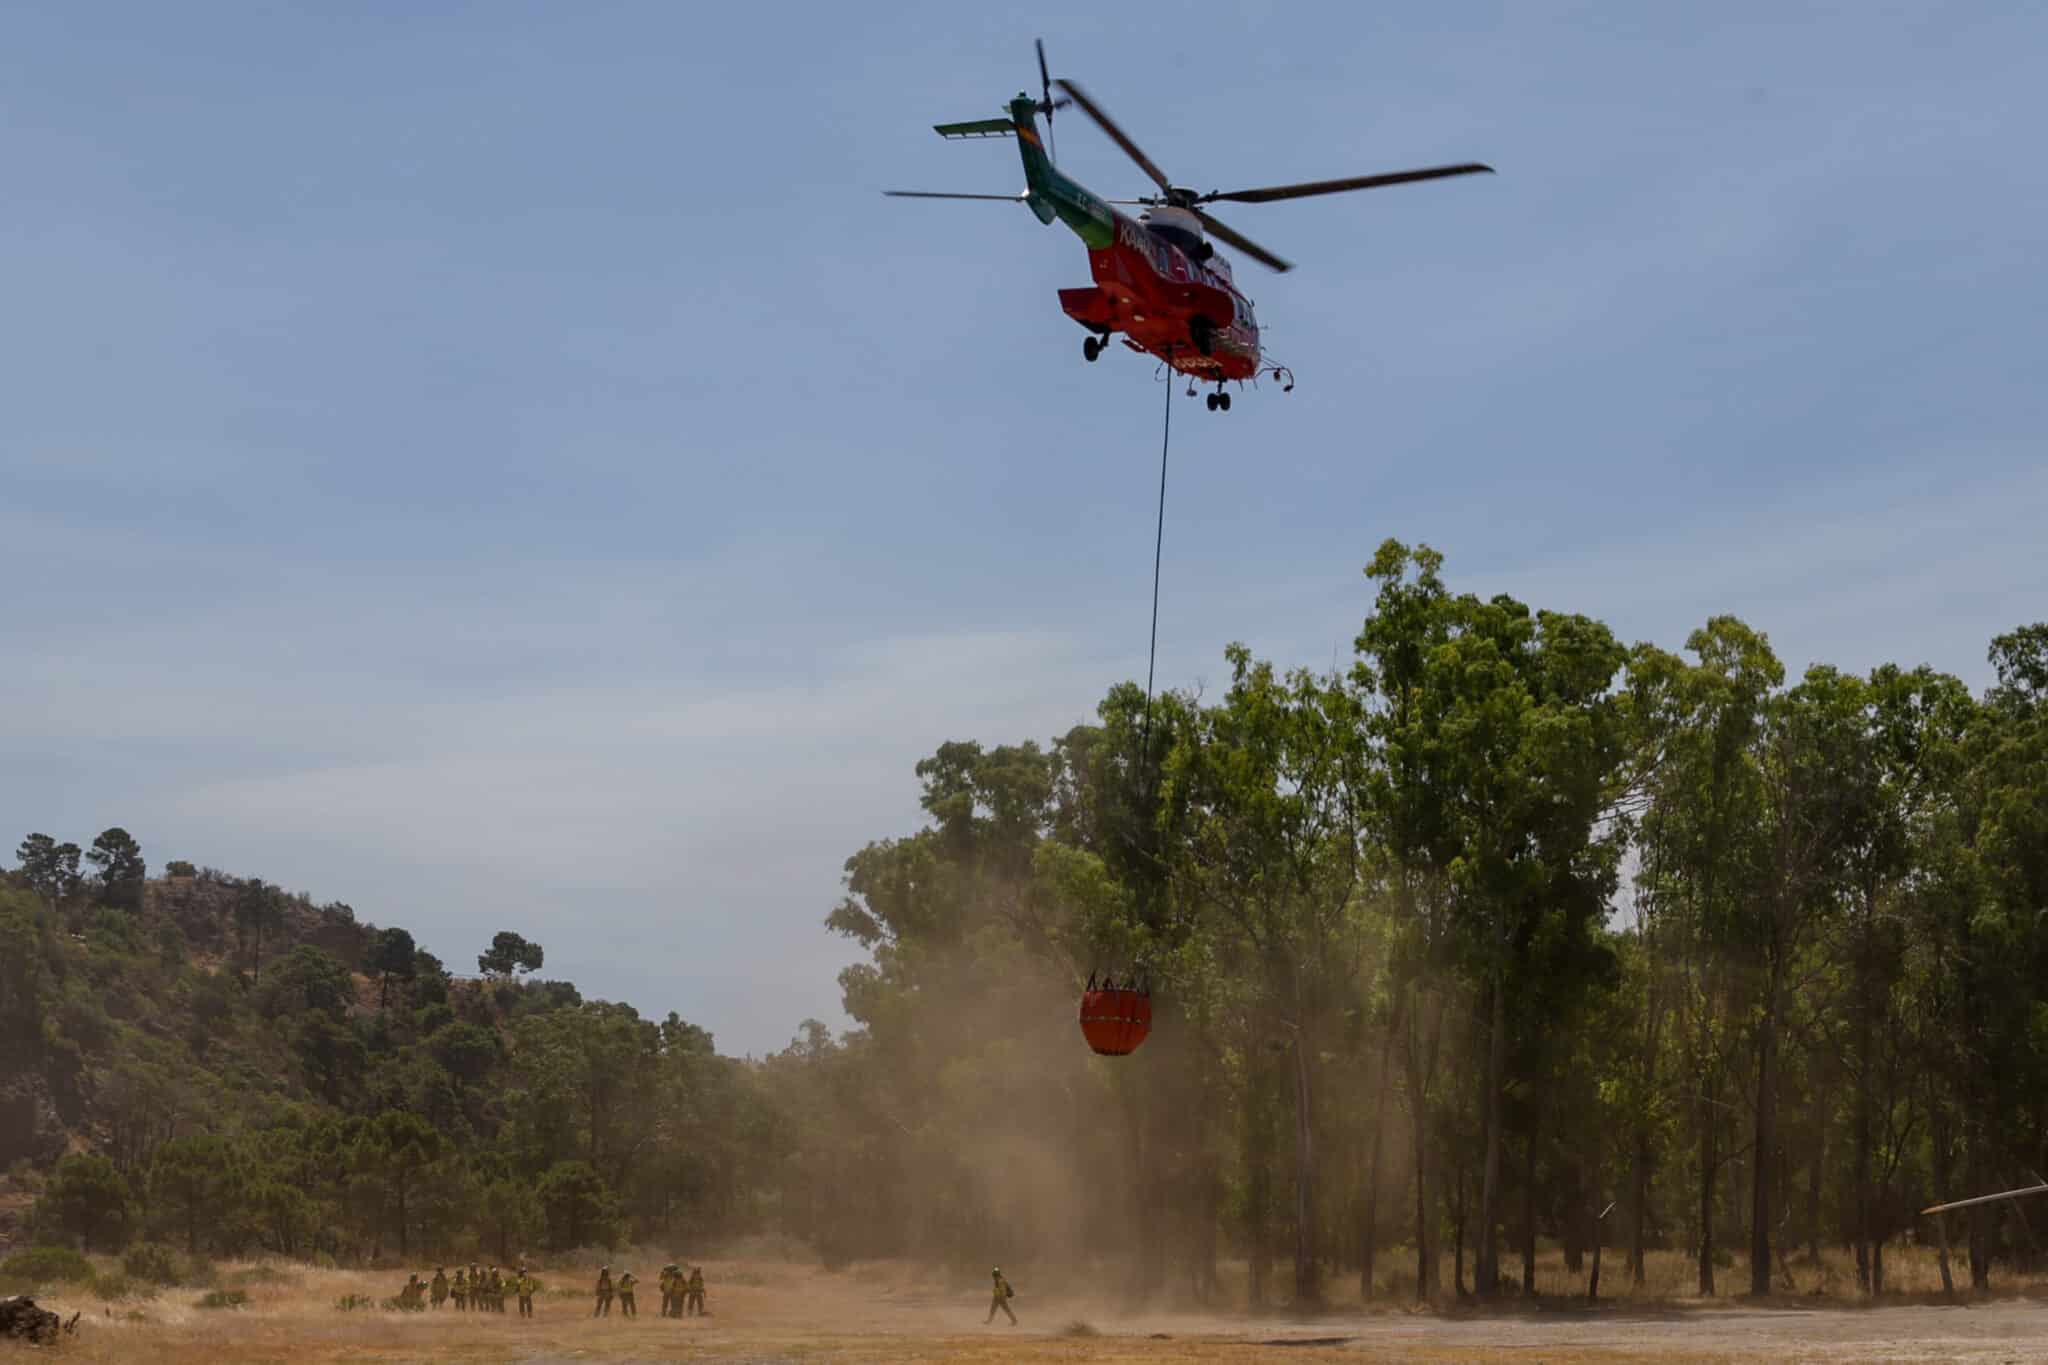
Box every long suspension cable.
[1141,368,1173,761]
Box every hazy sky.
[5,2,2043,1055]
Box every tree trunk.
[1966,1124,1990,1290]
[1453,1165,1466,1298]
[1246,1071,1273,1310]
[1933,1107,1956,1294]
[1698,1103,1717,1296]
[1477,963,1507,1296]
[1806,1122,1823,1267]
[1360,1028,1393,1301]
[1629,1131,1649,1287]
[1404,994,1440,1303]
[1749,956,1780,1298]
[1195,1168,1220,1303]
[1564,1157,1585,1275]
[1292,1031,1319,1304]
[1521,1129,1538,1296]
[1413,1156,1431,1304]
[1854,931,1874,1291]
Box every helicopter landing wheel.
[1205,392,1219,412]
[1218,390,1231,412]
[1083,335,1102,363]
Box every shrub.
[92,1271,156,1302]
[334,1293,375,1312]
[183,1255,221,1288]
[1,1246,96,1284]
[229,1264,294,1287]
[1062,1319,1101,1338]
[195,1288,249,1310]
[122,1241,185,1286]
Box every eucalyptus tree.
[1352,540,1628,1297]
[1946,626,2048,1286]
[1162,645,1369,1304]
[1744,665,1873,1295]
[1633,615,1780,1294]
[1809,663,1974,1291]
[1352,542,1460,1299]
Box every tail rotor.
[1035,38,1070,162]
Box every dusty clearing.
[14,1259,2048,1363]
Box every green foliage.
[34,1154,135,1251]
[149,1135,241,1254]
[429,1021,501,1085]
[92,1271,154,1301]
[1,1246,96,1284]
[232,879,287,980]
[366,926,416,1007]
[477,929,544,978]
[537,1160,619,1250]
[195,1288,249,1309]
[87,827,147,910]
[15,833,83,906]
[261,945,354,1017]
[292,1009,366,1104]
[122,1241,186,1285]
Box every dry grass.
[10,1249,2048,1363]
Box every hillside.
[0,847,759,1260]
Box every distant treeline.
[0,851,751,1265]
[4,539,2046,1305]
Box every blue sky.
[5,2,2043,1055]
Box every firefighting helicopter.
[886,42,1493,410]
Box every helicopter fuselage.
[1005,96,1261,383]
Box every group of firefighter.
[589,1263,707,1317]
[395,1262,1010,1325]
[397,1263,539,1315]
[393,1262,704,1319]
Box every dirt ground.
[16,1256,2048,1363]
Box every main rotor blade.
[1053,79,1171,195]
[1191,208,1292,273]
[883,191,1029,202]
[1202,162,1494,205]
[1922,1183,2048,1216]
